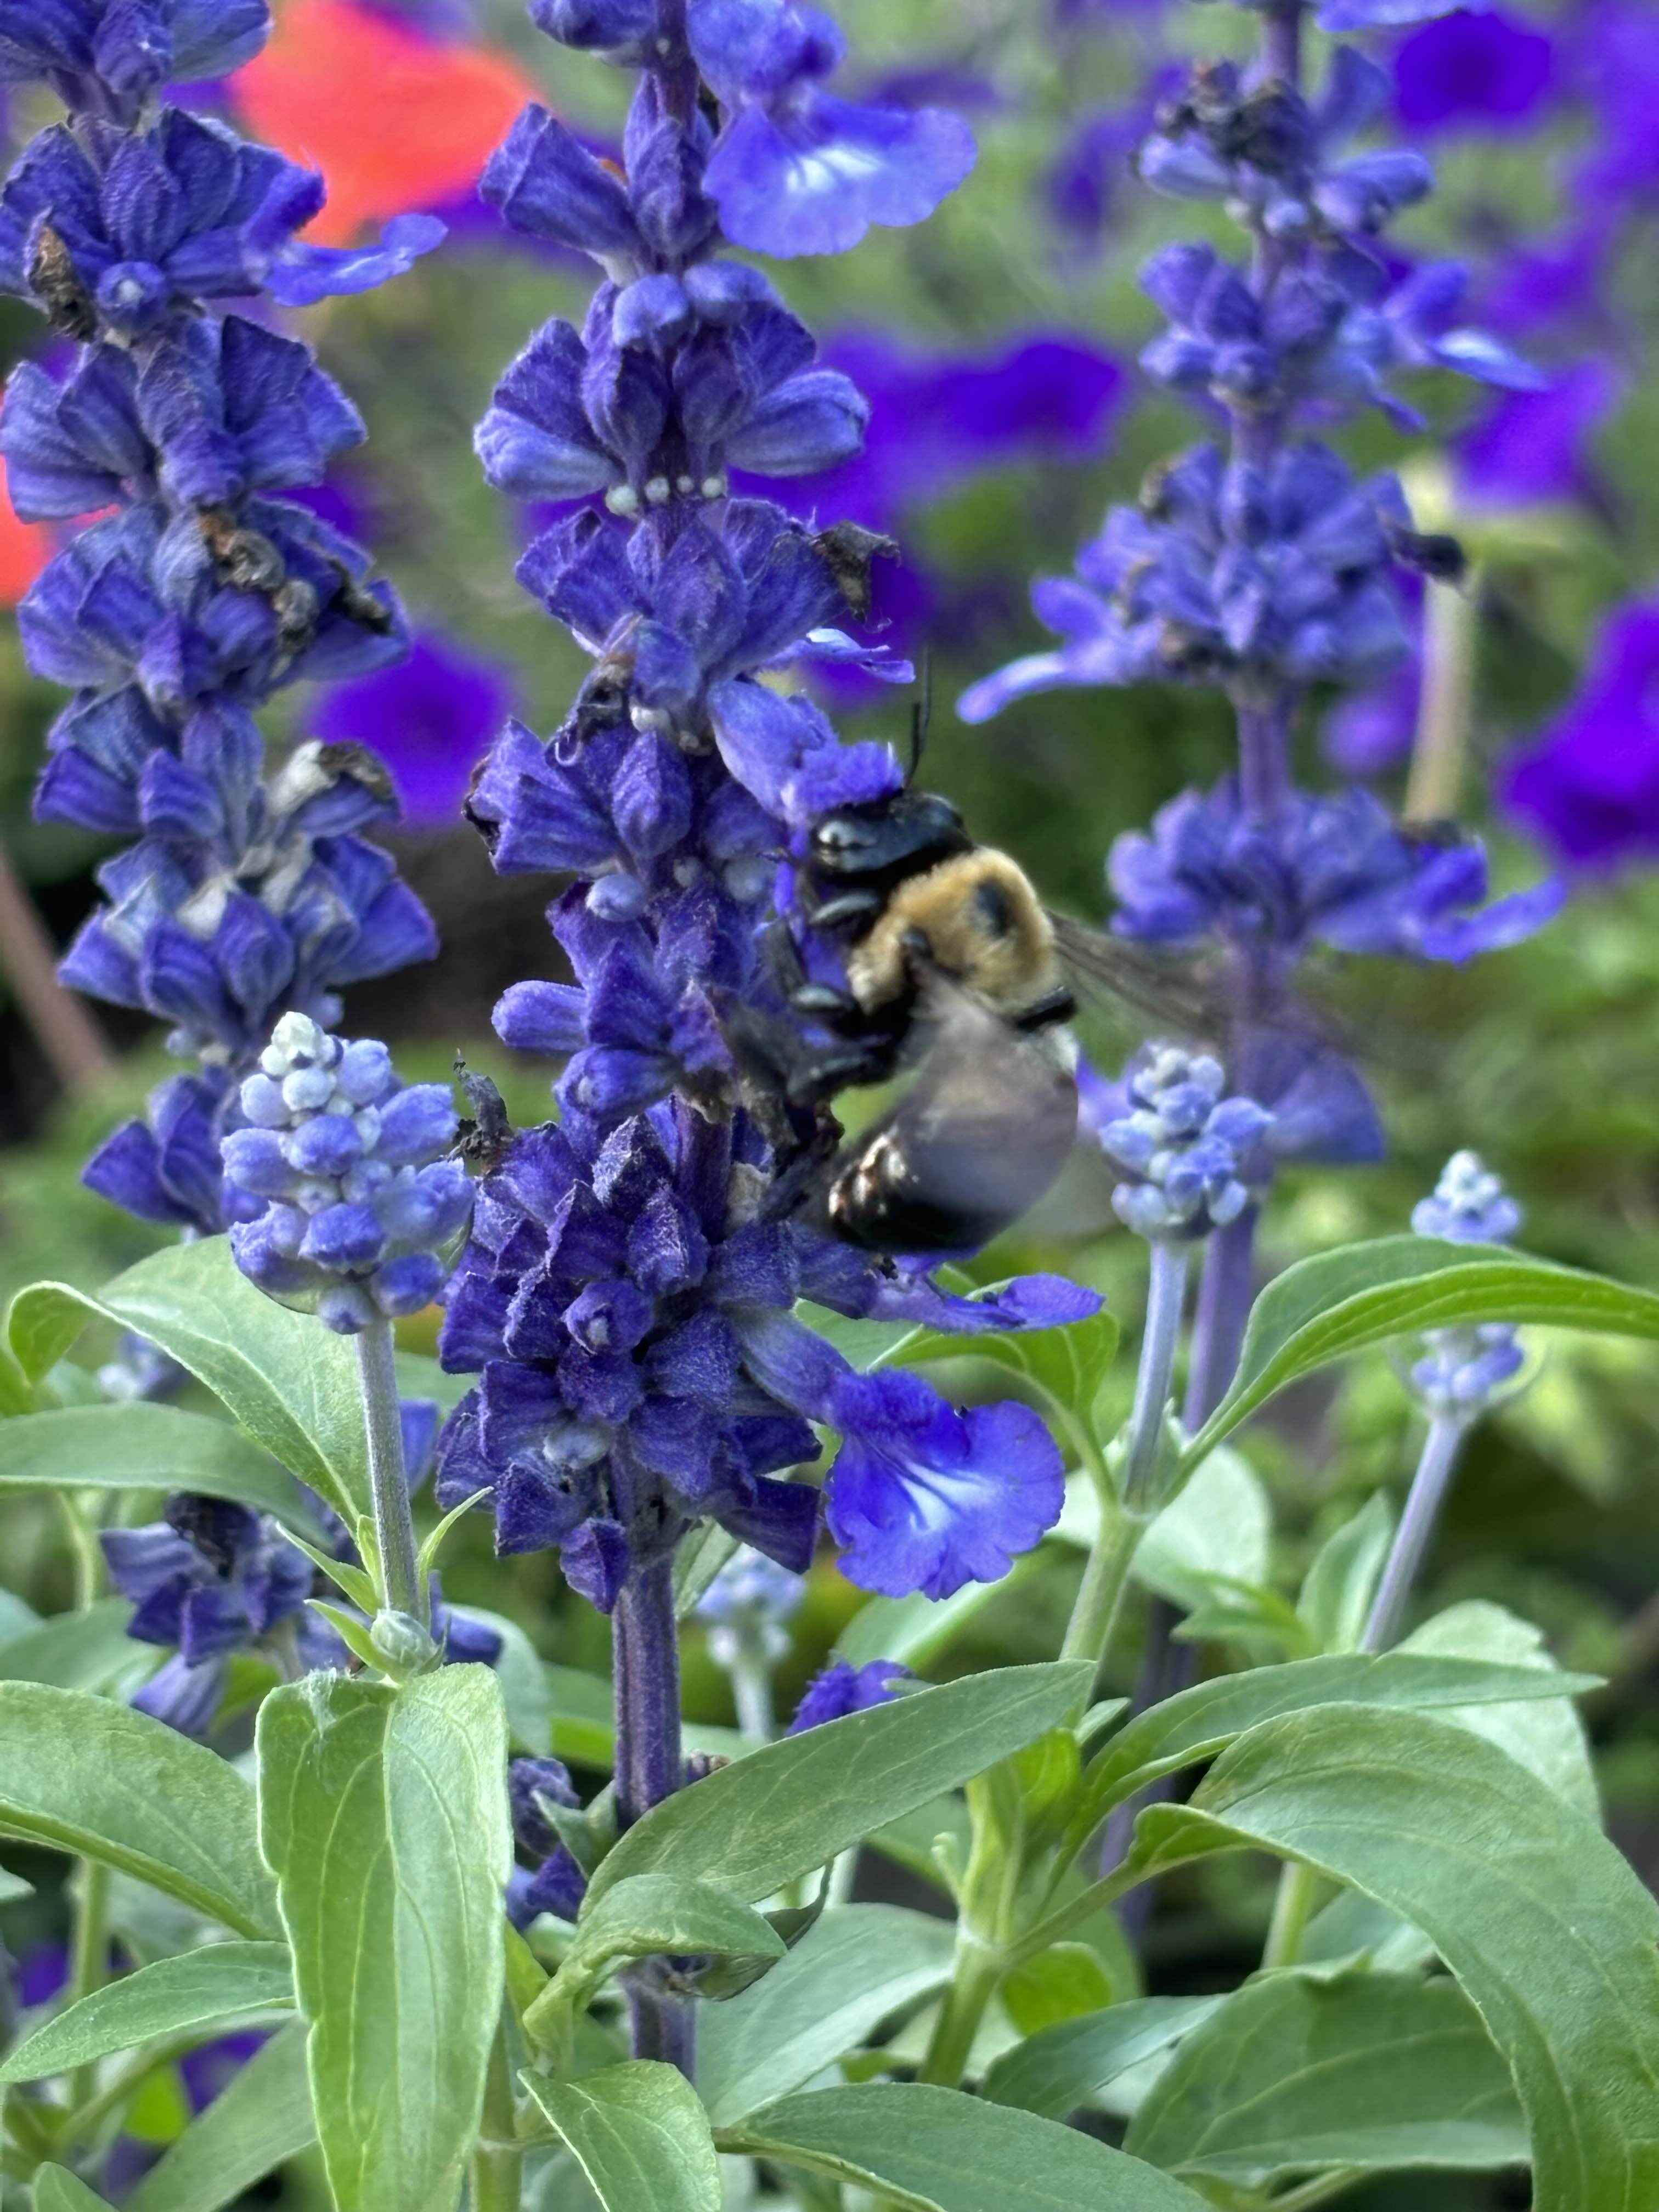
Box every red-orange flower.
[0,464,52,607]
[236,0,534,244]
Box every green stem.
[1261,1860,1324,1972]
[354,1318,427,1629]
[1059,1488,1146,1690]
[1269,2169,1368,2211]
[58,1493,106,1611]
[1003,1863,1141,1972]
[915,1937,1002,2090]
[65,1859,111,2113]
[471,2009,522,2212]
[1403,568,1481,827]
[60,2031,201,2145]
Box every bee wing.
[1047,911,1228,1040]
[821,979,1077,1256]
[1050,911,1361,1081]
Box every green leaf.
[547,1664,616,1769]
[585,1662,1091,1910]
[256,1666,511,2212]
[124,2020,314,2212]
[1297,1494,1395,1654]
[983,1995,1224,2121]
[1124,1705,1659,2212]
[0,1601,149,1692]
[521,2061,720,2211]
[1002,1943,1117,2036]
[834,1570,1034,1672]
[32,2169,115,2212]
[9,1241,369,1525]
[454,1607,551,1753]
[1186,1236,1659,1468]
[1059,1651,1597,1872]
[1132,1447,1271,1609]
[698,1905,954,2127]
[725,2084,1214,2210]
[528,1875,783,2046]
[1125,1970,1526,2186]
[0,1405,314,1534]
[1401,1600,1599,1818]
[672,1522,738,1618]
[2,1942,292,2083]
[545,1663,747,1773]
[0,1684,275,1936]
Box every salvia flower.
[788,1657,911,1732]
[445,0,1088,1619]
[1108,780,1563,966]
[1,0,438,1233]
[1092,1045,1272,1240]
[959,442,1415,717]
[506,1756,588,1927]
[1408,1152,1524,1415]
[105,1406,499,1737]
[224,1013,473,1333]
[0,1,273,128]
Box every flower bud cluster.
[224,1013,473,1334]
[1097,1046,1272,1240]
[1409,1152,1525,1416]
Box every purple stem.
[1235,694,1293,816]
[1182,1207,1259,1431]
[1261,1,1304,88]
[613,1556,696,2076]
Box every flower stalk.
[1361,1410,1468,1653]
[357,1317,426,1630]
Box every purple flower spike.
[1109,778,1561,966]
[0,0,438,1245]
[0,0,272,125]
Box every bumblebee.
[736,782,1206,1258]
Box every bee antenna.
[909,650,933,783]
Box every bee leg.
[782,1031,898,1109]
[1013,986,1077,1031]
[789,981,862,1026]
[802,889,884,933]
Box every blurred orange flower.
[0,465,52,608]
[237,0,534,244]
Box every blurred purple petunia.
[1503,597,1659,867]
